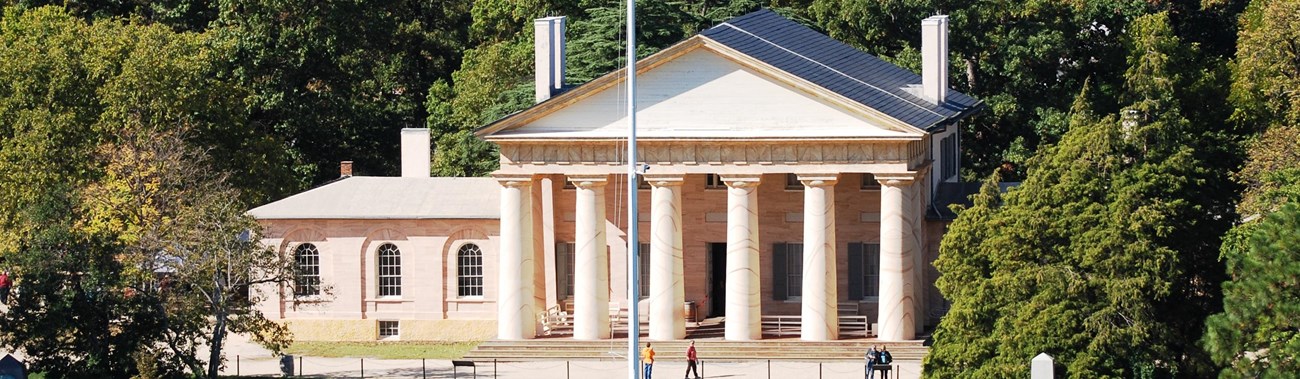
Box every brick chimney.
[921,15,949,105]
[534,16,567,103]
[340,161,353,178]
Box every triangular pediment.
[480,40,925,140]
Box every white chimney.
[534,16,567,103]
[400,128,431,178]
[921,15,949,105]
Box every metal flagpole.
[625,0,639,378]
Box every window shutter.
[772,243,788,301]
[556,243,569,299]
[848,243,863,300]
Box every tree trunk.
[207,289,227,379]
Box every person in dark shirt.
[865,345,879,379]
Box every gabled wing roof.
[700,9,982,131]
[248,177,500,220]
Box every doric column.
[722,174,762,340]
[799,174,839,341]
[647,174,686,340]
[497,175,537,340]
[570,175,610,340]
[877,174,917,341]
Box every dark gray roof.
[926,181,1020,220]
[701,9,982,131]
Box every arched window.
[457,244,484,297]
[377,243,402,297]
[294,243,321,297]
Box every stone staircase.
[465,339,928,362]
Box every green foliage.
[1203,201,1300,377]
[0,6,295,377]
[213,0,471,187]
[1228,0,1300,129]
[806,0,1242,180]
[926,12,1234,378]
[1202,2,1300,375]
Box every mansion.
[250,9,982,343]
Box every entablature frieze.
[495,139,929,171]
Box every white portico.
[480,10,980,342]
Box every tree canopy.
[1202,1,1300,376]
[925,12,1235,378]
[0,6,294,377]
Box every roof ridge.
[713,21,946,119]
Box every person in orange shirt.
[641,342,655,379]
[684,340,700,379]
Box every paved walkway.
[222,334,921,379]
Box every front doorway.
[707,242,727,317]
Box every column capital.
[874,172,921,187]
[796,173,839,187]
[720,174,762,188]
[495,174,535,188]
[643,174,685,188]
[566,174,609,189]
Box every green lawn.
[284,341,481,359]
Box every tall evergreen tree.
[926,12,1233,378]
[1202,1,1300,376]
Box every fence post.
[361,357,365,379]
[495,358,498,379]
[768,359,771,379]
[423,358,427,379]
[567,360,571,379]
[819,362,823,379]
[236,355,239,376]
[298,356,302,377]
[1032,353,1053,379]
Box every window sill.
[366,298,411,303]
[285,296,326,304]
[449,297,487,303]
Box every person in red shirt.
[0,271,12,305]
[684,340,699,379]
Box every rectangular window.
[705,174,725,190]
[847,243,881,300]
[940,134,958,180]
[378,320,400,339]
[861,173,881,191]
[785,174,803,190]
[772,242,803,300]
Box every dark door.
[707,242,727,317]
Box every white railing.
[760,315,876,337]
